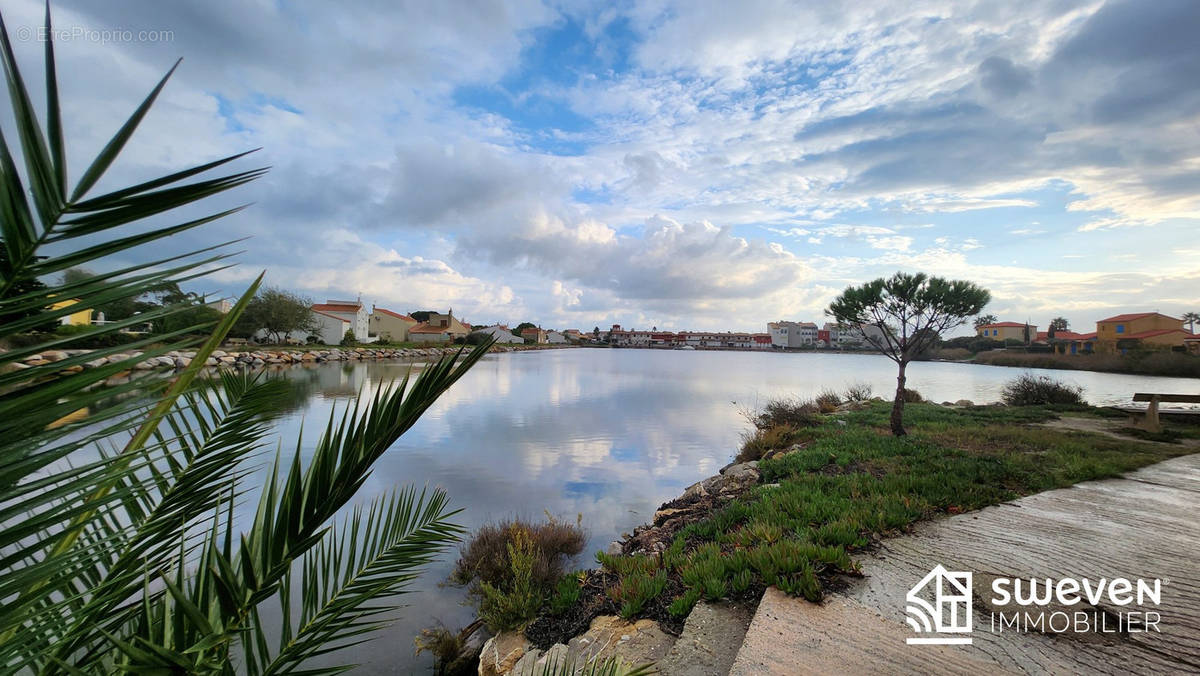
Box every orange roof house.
[1095,312,1188,352]
[976,322,1036,342]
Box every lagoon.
[264,348,1197,673]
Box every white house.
[475,324,523,344]
[312,299,372,342]
[309,310,351,345]
[546,331,568,344]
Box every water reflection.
[251,349,1197,673]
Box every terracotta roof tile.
[1097,312,1168,323]
[372,307,416,322]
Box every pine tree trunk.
[891,360,908,436]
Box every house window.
[993,329,998,336]
[1115,325,1124,334]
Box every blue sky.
[6,0,1199,334]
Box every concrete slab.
[659,601,754,676]
[730,454,1200,675]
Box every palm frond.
[258,487,463,674]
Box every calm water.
[259,348,1197,673]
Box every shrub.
[737,424,808,463]
[413,623,464,663]
[901,388,923,403]
[751,397,822,431]
[478,532,542,631]
[843,382,873,401]
[452,516,586,592]
[340,329,356,346]
[814,389,842,413]
[450,516,586,630]
[1000,374,1084,406]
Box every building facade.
[976,322,1036,342]
[312,300,370,341]
[1095,312,1189,352]
[369,306,418,342]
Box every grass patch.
[553,400,1193,630]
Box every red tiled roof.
[373,307,416,322]
[312,309,349,322]
[1097,312,1168,323]
[978,322,1029,329]
[312,303,360,313]
[1125,328,1190,340]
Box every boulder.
[41,350,69,362]
[563,615,674,670]
[954,399,974,407]
[478,631,532,676]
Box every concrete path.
[730,454,1200,675]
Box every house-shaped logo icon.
[906,564,973,645]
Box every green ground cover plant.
[575,398,1193,630]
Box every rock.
[835,419,847,426]
[954,399,974,407]
[682,461,760,501]
[83,357,108,369]
[211,350,227,358]
[133,361,155,370]
[478,631,532,676]
[23,358,50,367]
[204,357,219,366]
[508,647,544,676]
[604,540,624,557]
[560,615,674,672]
[59,365,84,373]
[41,350,69,362]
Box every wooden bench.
[1128,393,1200,433]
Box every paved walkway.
[729,454,1200,675]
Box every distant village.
[248,298,1200,356]
[52,292,1199,357]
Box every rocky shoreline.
[8,343,573,373]
[476,458,769,676]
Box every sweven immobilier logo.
[906,564,1164,645]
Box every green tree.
[0,10,491,674]
[409,310,436,323]
[973,313,997,330]
[828,272,990,436]
[1183,312,1199,334]
[234,286,317,343]
[1049,316,1069,332]
[514,321,536,333]
[152,302,222,335]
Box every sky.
[4,0,1199,335]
